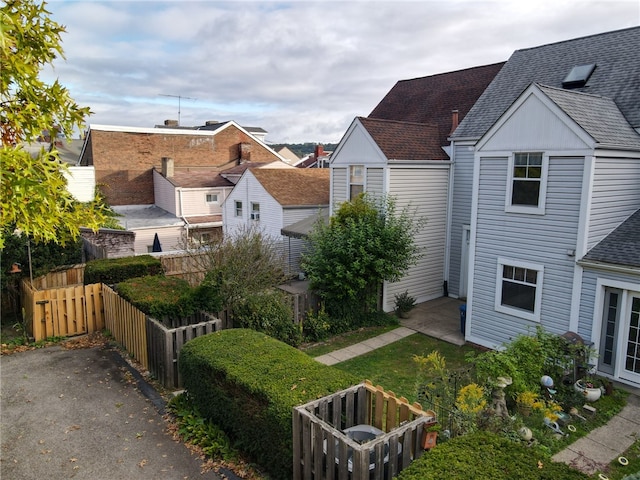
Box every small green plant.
[394,290,416,316]
[302,303,332,342]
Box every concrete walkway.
[315,313,640,476]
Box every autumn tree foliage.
[0,0,110,249]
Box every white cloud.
[43,0,640,143]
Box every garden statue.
[490,376,511,418]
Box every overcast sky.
[44,0,639,144]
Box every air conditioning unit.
[251,213,260,220]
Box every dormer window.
[562,64,596,89]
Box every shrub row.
[179,329,358,479]
[116,275,221,319]
[397,431,589,480]
[84,255,162,285]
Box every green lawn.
[300,324,399,357]
[329,332,481,403]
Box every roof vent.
[562,64,596,89]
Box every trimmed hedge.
[84,255,162,285]
[397,431,589,480]
[179,329,358,479]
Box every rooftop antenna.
[159,94,196,126]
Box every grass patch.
[332,333,480,402]
[603,438,640,479]
[300,324,399,357]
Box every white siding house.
[330,117,451,311]
[223,167,330,276]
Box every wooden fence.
[102,284,149,370]
[159,252,209,286]
[146,312,230,389]
[29,264,86,289]
[21,279,103,341]
[293,380,436,480]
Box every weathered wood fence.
[293,380,436,480]
[21,279,103,341]
[146,311,232,389]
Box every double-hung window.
[250,202,260,221]
[206,193,218,204]
[506,152,547,214]
[349,165,364,200]
[234,201,243,217]
[495,257,544,322]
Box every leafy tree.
[302,193,426,322]
[0,0,111,249]
[194,226,288,311]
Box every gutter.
[577,259,640,276]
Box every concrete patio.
[400,296,465,346]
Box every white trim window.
[505,152,548,214]
[234,201,243,217]
[349,165,364,200]
[206,193,218,204]
[250,202,260,221]
[495,257,544,322]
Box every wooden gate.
[21,280,103,341]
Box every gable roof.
[582,209,640,268]
[537,84,640,150]
[368,62,505,146]
[358,117,447,160]
[250,168,330,206]
[453,27,640,140]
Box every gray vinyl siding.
[385,167,449,309]
[471,156,584,346]
[449,142,475,298]
[588,156,640,250]
[282,208,323,275]
[331,167,348,209]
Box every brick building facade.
[79,122,283,205]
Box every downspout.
[178,187,188,242]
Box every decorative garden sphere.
[518,426,533,441]
[540,375,554,388]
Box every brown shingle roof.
[169,168,234,188]
[250,168,330,206]
[368,62,505,146]
[358,117,446,160]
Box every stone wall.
[81,228,135,260]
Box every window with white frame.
[506,152,547,214]
[206,193,218,204]
[349,165,364,200]
[495,257,544,322]
[250,202,260,221]
[235,201,243,217]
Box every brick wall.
[83,124,280,205]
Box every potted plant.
[574,378,602,402]
[394,290,416,318]
[515,390,540,416]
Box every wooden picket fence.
[293,380,436,480]
[102,284,149,370]
[29,264,86,289]
[21,279,103,341]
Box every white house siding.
[331,167,348,208]
[448,142,476,298]
[180,187,228,217]
[153,170,178,215]
[133,226,184,255]
[384,166,449,310]
[366,168,385,197]
[587,156,640,251]
[469,156,584,348]
[64,166,95,202]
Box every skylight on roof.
[562,64,596,89]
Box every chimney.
[162,157,174,178]
[449,110,459,135]
[239,143,251,163]
[164,119,179,127]
[314,145,324,159]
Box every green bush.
[84,255,162,285]
[116,275,221,319]
[397,431,589,480]
[179,329,358,479]
[233,290,300,346]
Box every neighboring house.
[276,146,300,165]
[297,145,332,168]
[329,63,504,311]
[75,120,288,255]
[450,27,640,387]
[223,167,330,276]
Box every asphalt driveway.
[1,344,220,480]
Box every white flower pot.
[574,380,602,402]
